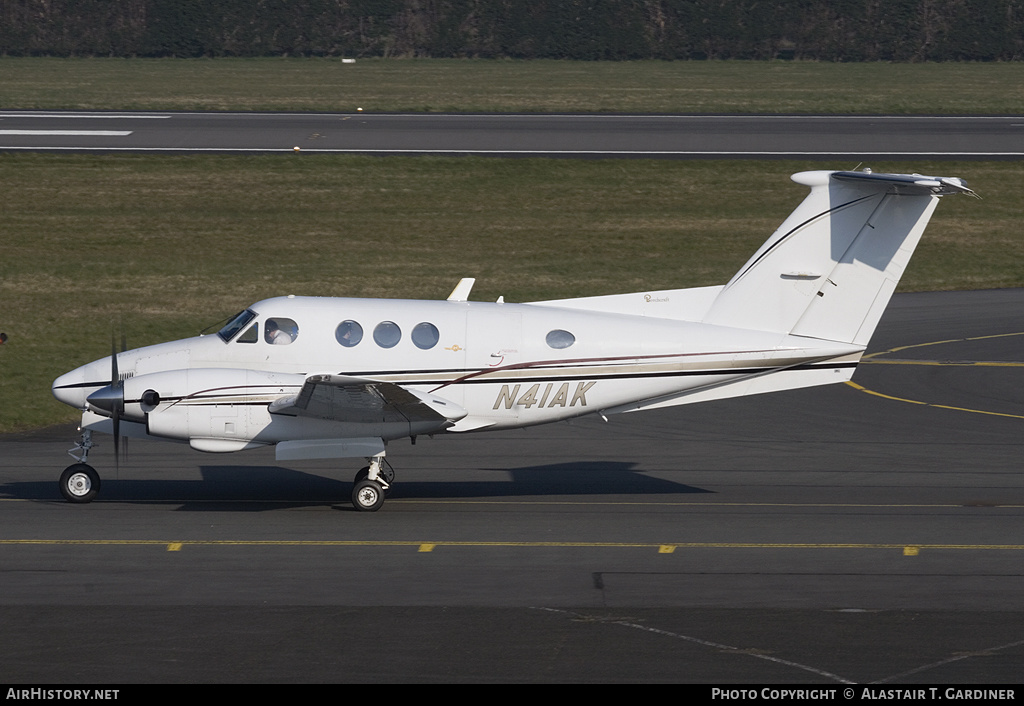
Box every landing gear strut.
[60,429,100,503]
[351,454,393,512]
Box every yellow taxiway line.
[1,539,1022,553]
[850,331,1024,419]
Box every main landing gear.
[59,428,396,512]
[59,429,101,503]
[351,455,395,512]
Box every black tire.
[59,463,100,504]
[351,478,385,512]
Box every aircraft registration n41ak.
[52,169,976,511]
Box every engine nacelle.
[121,368,305,448]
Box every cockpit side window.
[237,323,258,344]
[265,318,298,345]
[217,310,257,343]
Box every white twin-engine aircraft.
[52,169,975,511]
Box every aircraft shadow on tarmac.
[402,461,712,499]
[6,461,711,509]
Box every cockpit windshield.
[217,309,257,343]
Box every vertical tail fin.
[702,170,975,346]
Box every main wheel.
[59,463,100,504]
[352,478,386,512]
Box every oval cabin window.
[545,329,575,349]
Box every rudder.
[702,170,974,346]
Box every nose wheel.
[60,463,101,503]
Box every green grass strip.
[3,57,1024,114]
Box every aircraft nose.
[52,360,107,410]
[52,370,88,408]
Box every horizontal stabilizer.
[831,171,977,197]
[529,285,724,321]
[605,352,861,415]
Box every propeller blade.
[112,414,120,472]
[111,332,119,382]
[110,331,125,471]
[83,330,129,471]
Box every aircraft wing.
[268,374,466,427]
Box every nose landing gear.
[59,428,101,503]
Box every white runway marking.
[0,130,133,136]
[3,110,1021,120]
[535,607,856,683]
[0,113,170,119]
[0,146,1021,157]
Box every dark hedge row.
[2,0,1023,60]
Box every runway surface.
[2,289,1022,683]
[2,111,1024,158]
